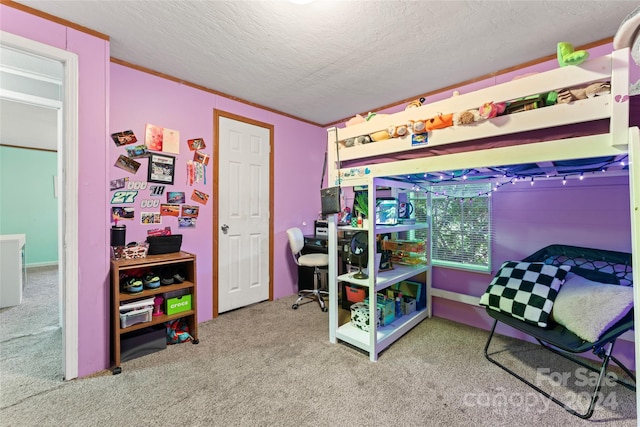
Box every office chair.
[286,227,329,312]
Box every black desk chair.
[286,227,329,312]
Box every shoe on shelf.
[143,273,161,289]
[172,272,186,284]
[122,277,143,294]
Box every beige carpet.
[0,269,636,426]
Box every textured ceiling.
[12,0,639,126]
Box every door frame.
[212,110,274,317]
[1,31,79,380]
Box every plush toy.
[557,82,611,104]
[346,114,365,127]
[557,42,589,67]
[478,102,506,119]
[370,130,389,141]
[405,97,426,110]
[388,124,409,138]
[424,113,453,131]
[410,119,427,134]
[453,109,481,126]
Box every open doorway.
[0,31,79,380]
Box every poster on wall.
[147,153,175,185]
[141,212,162,224]
[112,207,134,221]
[145,124,180,154]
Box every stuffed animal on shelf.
[388,124,409,138]
[410,119,427,134]
[346,114,366,127]
[557,82,611,104]
[557,42,589,67]
[344,134,373,147]
[478,102,506,119]
[453,109,481,126]
[405,97,426,110]
[424,113,453,131]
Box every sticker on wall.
[127,181,148,190]
[111,130,137,147]
[140,199,160,209]
[111,190,138,204]
[148,226,172,237]
[145,124,180,154]
[167,191,185,204]
[160,203,180,217]
[115,155,141,174]
[125,144,150,158]
[178,217,196,228]
[191,189,209,205]
[149,185,166,197]
[181,205,199,218]
[112,207,134,221]
[110,177,128,191]
[141,212,162,225]
[187,138,206,151]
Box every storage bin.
[344,285,366,304]
[364,294,395,326]
[111,242,149,260]
[402,297,417,315]
[166,294,192,315]
[120,306,153,328]
[382,239,426,253]
[392,280,426,311]
[120,325,166,362]
[350,302,380,332]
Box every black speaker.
[320,186,341,215]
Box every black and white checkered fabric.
[480,261,570,327]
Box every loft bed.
[325,47,639,418]
[327,49,636,184]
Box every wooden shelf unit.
[110,251,198,373]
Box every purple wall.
[1,5,110,377]
[110,65,327,322]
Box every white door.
[217,115,271,313]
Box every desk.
[0,234,26,308]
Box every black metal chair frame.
[483,244,636,419]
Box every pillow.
[479,261,570,327]
[551,273,633,343]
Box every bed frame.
[325,47,640,417]
[483,244,635,419]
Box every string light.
[530,177,535,186]
[579,172,584,180]
[562,176,567,185]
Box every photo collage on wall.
[109,126,210,234]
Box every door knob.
[221,224,229,234]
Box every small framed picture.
[147,153,176,185]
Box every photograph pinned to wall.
[181,205,199,218]
[193,150,210,166]
[110,177,128,191]
[147,153,175,185]
[191,189,209,205]
[160,203,181,217]
[141,212,162,225]
[167,191,186,204]
[112,207,134,221]
[111,130,137,147]
[115,155,141,174]
[145,124,180,154]
[125,144,150,158]
[187,138,206,151]
[148,226,172,237]
[178,217,196,228]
